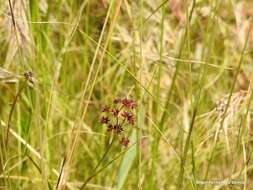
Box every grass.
[0,0,253,189]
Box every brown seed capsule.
[120,137,130,147]
[111,108,120,116]
[121,98,136,109]
[122,111,135,125]
[100,116,110,124]
[24,71,33,81]
[114,124,124,134]
[107,124,114,132]
[101,105,110,113]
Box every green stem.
[5,80,27,149]
[80,136,115,189]
[203,21,252,182]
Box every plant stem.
[80,136,115,189]
[5,80,27,149]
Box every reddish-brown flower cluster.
[23,71,34,83]
[100,97,136,147]
[120,137,130,147]
[100,116,110,124]
[121,98,136,109]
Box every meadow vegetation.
[0,0,253,189]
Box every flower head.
[113,98,121,104]
[122,111,135,125]
[120,137,130,147]
[101,105,110,113]
[100,116,109,124]
[23,71,34,83]
[114,124,124,134]
[107,124,114,132]
[111,108,120,116]
[121,98,136,109]
[99,97,136,146]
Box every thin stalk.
[80,136,115,190]
[177,105,198,189]
[177,1,206,189]
[5,80,27,149]
[93,136,116,172]
[55,1,111,188]
[150,1,166,189]
[159,0,196,131]
[138,0,144,189]
[80,142,137,190]
[204,20,252,181]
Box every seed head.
[121,98,136,109]
[100,116,110,124]
[111,108,120,116]
[99,97,136,146]
[120,137,130,147]
[122,111,135,125]
[107,124,114,132]
[113,98,121,104]
[101,105,110,113]
[114,124,124,134]
[24,71,33,82]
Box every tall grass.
[0,0,253,189]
